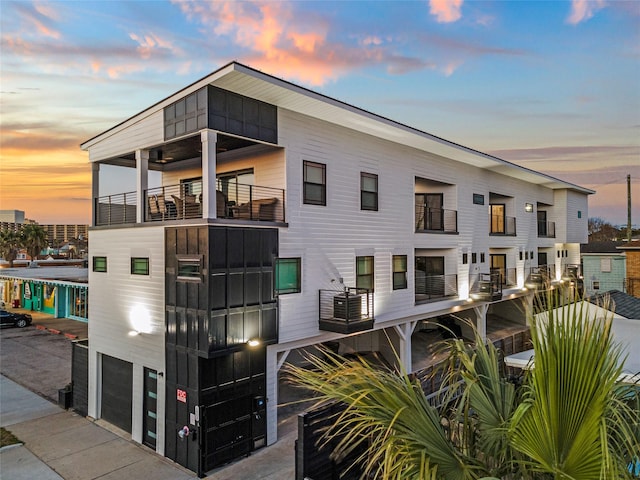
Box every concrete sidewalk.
[1,375,297,479]
[1,375,194,480]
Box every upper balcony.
[537,221,556,238]
[415,204,458,234]
[319,287,374,334]
[95,180,285,226]
[489,213,516,236]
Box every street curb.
[63,333,78,340]
[35,325,47,331]
[48,329,61,335]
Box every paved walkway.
[1,310,297,479]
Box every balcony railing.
[489,215,516,236]
[95,192,137,226]
[95,181,286,226]
[415,205,458,233]
[415,273,458,303]
[537,221,556,238]
[469,273,503,301]
[319,287,374,334]
[490,267,517,286]
[525,266,556,290]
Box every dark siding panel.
[72,341,88,416]
[101,355,133,433]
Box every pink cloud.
[429,0,463,23]
[567,0,607,25]
[14,1,62,39]
[129,32,178,60]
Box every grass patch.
[1,427,21,447]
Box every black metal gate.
[295,402,365,480]
[71,339,88,416]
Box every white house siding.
[88,110,164,163]
[275,108,574,345]
[88,225,166,454]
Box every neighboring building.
[0,266,88,321]
[0,210,26,224]
[581,241,626,296]
[42,224,89,245]
[80,62,592,476]
[618,240,640,298]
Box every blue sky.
[0,0,638,225]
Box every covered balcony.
[319,287,374,334]
[92,130,286,227]
[469,273,503,301]
[415,204,457,233]
[414,178,458,234]
[537,220,556,238]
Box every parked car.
[0,309,32,328]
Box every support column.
[393,321,416,373]
[135,150,149,223]
[266,346,289,445]
[91,163,100,226]
[473,304,488,341]
[201,130,217,218]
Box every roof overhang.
[81,62,594,195]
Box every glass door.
[490,254,506,285]
[143,367,158,449]
[490,204,505,234]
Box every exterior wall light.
[525,203,534,213]
[129,304,152,335]
[247,339,261,347]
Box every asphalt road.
[0,325,72,403]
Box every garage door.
[101,354,133,433]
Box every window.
[275,258,301,294]
[473,193,485,205]
[462,253,468,265]
[360,172,378,211]
[480,253,485,263]
[519,251,523,261]
[356,256,374,291]
[131,257,149,275]
[93,256,107,273]
[472,253,477,264]
[177,257,201,281]
[593,281,600,290]
[303,161,326,205]
[600,257,612,273]
[392,255,407,290]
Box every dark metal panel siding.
[101,354,133,433]
[207,86,278,144]
[164,87,208,141]
[71,340,88,417]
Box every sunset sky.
[1,0,638,226]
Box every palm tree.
[286,293,640,479]
[0,229,21,267]
[20,224,48,265]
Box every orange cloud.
[429,0,463,23]
[567,0,607,25]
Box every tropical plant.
[20,224,48,264]
[286,294,640,480]
[0,229,21,267]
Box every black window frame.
[131,257,150,276]
[275,257,302,295]
[303,160,326,206]
[392,255,407,290]
[356,255,374,291]
[93,256,107,273]
[360,172,378,211]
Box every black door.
[101,355,133,433]
[416,193,443,231]
[415,256,445,298]
[143,367,158,449]
[537,210,547,236]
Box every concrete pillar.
[135,150,149,223]
[201,130,217,218]
[91,163,100,226]
[266,346,290,445]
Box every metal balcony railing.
[489,214,516,236]
[489,267,517,286]
[94,180,286,226]
[319,287,374,334]
[95,192,136,226]
[415,273,458,303]
[415,205,458,233]
[537,221,556,238]
[469,272,503,301]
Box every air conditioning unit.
[333,294,362,320]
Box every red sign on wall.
[177,388,187,403]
